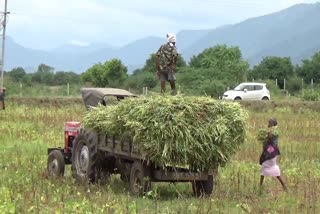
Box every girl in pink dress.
[259,118,287,191]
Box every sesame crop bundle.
[83,95,248,170]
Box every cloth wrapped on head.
[269,117,278,126]
[166,33,176,43]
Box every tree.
[286,75,302,95]
[32,64,55,85]
[8,67,26,82]
[176,67,226,96]
[54,71,80,85]
[22,74,32,86]
[142,53,187,73]
[81,63,107,87]
[296,52,320,83]
[142,54,157,73]
[250,56,294,88]
[104,59,128,87]
[125,71,158,90]
[189,45,249,85]
[199,80,226,98]
[124,53,186,92]
[81,59,128,87]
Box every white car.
[222,82,270,101]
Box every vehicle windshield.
[234,84,246,91]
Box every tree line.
[6,64,81,86]
[5,44,320,97]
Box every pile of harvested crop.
[83,95,248,170]
[257,129,268,144]
[257,126,279,144]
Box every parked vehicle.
[222,82,270,101]
[47,88,217,197]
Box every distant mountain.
[181,3,320,65]
[114,36,165,66]
[176,29,212,50]
[6,37,50,71]
[51,43,115,55]
[4,2,320,73]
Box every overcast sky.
[1,0,319,50]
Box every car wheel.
[262,97,269,100]
[234,97,242,101]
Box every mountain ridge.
[5,2,320,73]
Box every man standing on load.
[156,33,178,95]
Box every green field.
[1,100,320,213]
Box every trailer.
[47,88,217,196]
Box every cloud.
[70,40,89,47]
[3,0,319,49]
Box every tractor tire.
[120,162,131,183]
[192,175,214,197]
[71,129,99,183]
[47,150,65,177]
[129,161,151,196]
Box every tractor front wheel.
[47,150,65,177]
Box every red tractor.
[47,88,217,197]
[47,121,81,176]
[47,88,135,177]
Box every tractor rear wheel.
[72,129,99,183]
[47,150,65,177]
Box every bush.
[263,79,281,96]
[287,76,302,95]
[303,90,320,101]
[125,72,158,91]
[199,80,226,98]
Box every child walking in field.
[259,118,287,191]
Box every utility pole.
[0,0,9,90]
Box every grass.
[1,101,320,213]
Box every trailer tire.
[47,150,65,177]
[72,129,98,183]
[192,175,214,197]
[129,161,151,196]
[120,173,129,182]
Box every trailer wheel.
[120,173,129,182]
[120,162,131,183]
[72,130,98,183]
[129,161,151,196]
[47,150,65,177]
[192,175,214,197]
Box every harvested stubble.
[83,95,248,170]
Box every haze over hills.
[182,3,320,65]
[5,2,320,73]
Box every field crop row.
[0,102,320,213]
